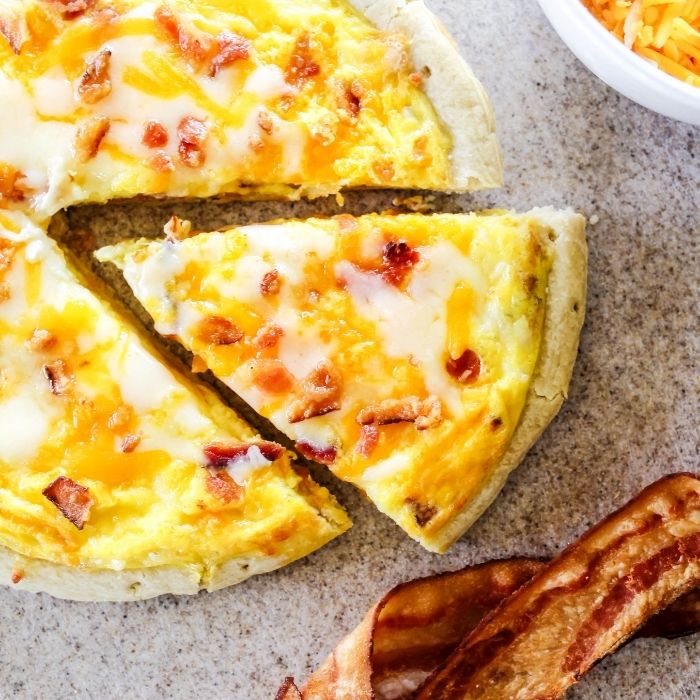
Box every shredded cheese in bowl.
[583,0,700,86]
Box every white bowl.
[537,0,700,125]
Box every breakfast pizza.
[0,0,504,598]
[0,209,350,600]
[98,208,587,551]
[0,0,500,215]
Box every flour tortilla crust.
[0,500,348,601]
[349,0,503,191]
[428,207,588,552]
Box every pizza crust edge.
[426,207,588,552]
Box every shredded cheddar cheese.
[583,0,700,86]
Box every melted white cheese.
[0,393,56,464]
[336,241,483,414]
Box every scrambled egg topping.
[99,212,553,550]
[0,211,349,573]
[0,0,452,213]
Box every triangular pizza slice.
[0,0,500,216]
[99,209,587,551]
[0,210,349,600]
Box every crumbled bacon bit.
[147,151,175,173]
[296,441,337,466]
[205,471,242,504]
[260,269,281,296]
[491,417,503,430]
[52,0,97,19]
[285,34,320,87]
[0,239,15,272]
[195,316,243,346]
[43,360,71,396]
[257,111,274,135]
[154,4,213,71]
[0,164,29,203]
[250,359,295,394]
[0,16,26,54]
[209,30,251,77]
[142,120,169,148]
[408,71,423,87]
[287,360,342,424]
[356,395,443,431]
[177,116,208,168]
[254,323,284,350]
[107,404,132,431]
[42,476,93,530]
[10,569,23,584]
[381,240,421,287]
[406,498,437,527]
[338,80,363,121]
[372,158,395,183]
[120,434,141,453]
[75,117,110,162]
[163,215,191,241]
[446,349,481,384]
[77,49,112,104]
[203,440,284,467]
[355,424,379,458]
[26,329,57,351]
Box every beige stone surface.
[0,0,698,698]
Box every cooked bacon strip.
[195,315,243,346]
[77,49,112,104]
[43,359,71,395]
[640,587,700,639]
[177,116,208,168]
[287,360,342,423]
[414,473,700,700]
[42,476,93,530]
[209,30,251,77]
[285,34,320,87]
[203,440,284,467]
[279,552,700,700]
[357,395,442,431]
[75,117,110,162]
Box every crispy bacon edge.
[276,474,700,700]
[42,476,94,530]
[415,472,700,700]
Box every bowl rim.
[538,0,700,101]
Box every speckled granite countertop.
[1,1,698,698]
